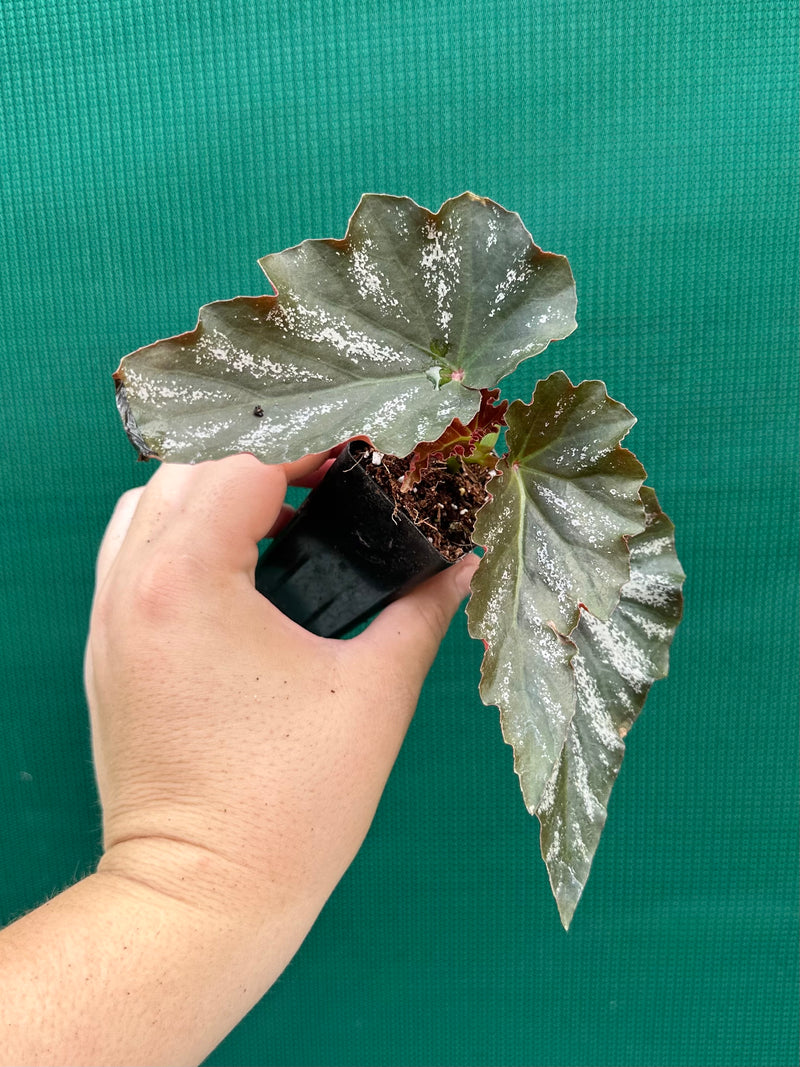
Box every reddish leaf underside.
[402,388,509,490]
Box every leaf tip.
[555,890,580,931]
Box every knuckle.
[133,554,197,620]
[110,550,201,629]
[116,486,144,511]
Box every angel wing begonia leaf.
[536,487,685,928]
[466,371,647,814]
[113,193,577,464]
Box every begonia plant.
[114,193,684,927]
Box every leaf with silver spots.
[114,193,576,463]
[466,372,647,814]
[536,487,685,928]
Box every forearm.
[0,841,320,1067]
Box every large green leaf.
[536,488,685,928]
[467,372,647,814]
[114,193,577,463]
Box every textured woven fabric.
[1,2,797,1065]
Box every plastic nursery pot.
[254,442,451,638]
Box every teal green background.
[1,2,797,1064]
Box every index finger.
[104,455,288,586]
[282,448,336,489]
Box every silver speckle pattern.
[114,193,576,464]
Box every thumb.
[356,551,480,678]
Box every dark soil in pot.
[353,441,492,562]
[255,440,491,638]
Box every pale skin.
[0,451,479,1067]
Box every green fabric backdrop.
[1,2,797,1064]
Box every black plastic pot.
[254,443,451,637]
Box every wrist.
[97,834,321,933]
[0,851,318,1066]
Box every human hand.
[0,454,477,1067]
[85,452,478,929]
